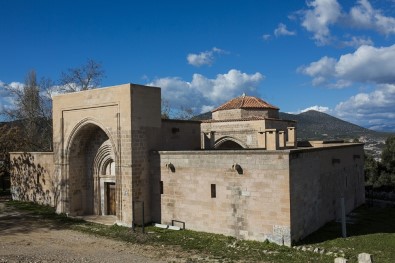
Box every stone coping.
[154,143,363,155]
[9,151,54,155]
[161,118,201,123]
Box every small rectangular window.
[160,181,163,194]
[211,184,216,198]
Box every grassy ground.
[298,205,395,263]
[4,201,395,263]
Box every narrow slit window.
[211,184,216,198]
[160,181,163,194]
[345,176,348,189]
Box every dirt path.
[0,202,204,263]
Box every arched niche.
[214,136,247,150]
[66,122,116,216]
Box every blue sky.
[1,0,395,131]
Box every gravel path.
[0,202,201,263]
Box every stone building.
[10,83,365,245]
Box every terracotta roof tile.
[212,95,279,112]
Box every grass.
[298,205,395,263]
[3,201,395,263]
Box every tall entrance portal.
[67,123,116,216]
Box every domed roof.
[212,94,279,112]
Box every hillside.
[278,110,375,140]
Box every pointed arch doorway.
[67,122,117,217]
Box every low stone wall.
[10,152,57,207]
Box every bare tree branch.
[59,59,105,92]
[0,70,53,152]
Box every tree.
[364,153,380,187]
[365,136,395,191]
[381,136,395,173]
[161,99,171,119]
[1,70,53,151]
[0,125,27,191]
[175,105,196,120]
[160,98,197,120]
[59,59,105,92]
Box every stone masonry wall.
[151,150,292,245]
[240,109,279,119]
[130,85,161,225]
[201,120,265,148]
[201,119,296,149]
[10,152,57,207]
[52,84,136,223]
[159,120,201,151]
[289,144,365,242]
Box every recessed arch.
[65,119,117,216]
[65,118,117,162]
[214,136,247,149]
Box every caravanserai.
[10,83,365,245]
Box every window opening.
[211,184,216,198]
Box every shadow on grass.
[0,200,85,236]
[298,204,395,245]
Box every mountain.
[278,110,376,140]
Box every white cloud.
[349,0,395,35]
[335,84,395,130]
[301,105,330,113]
[289,105,331,114]
[301,0,342,45]
[8,81,24,92]
[262,34,271,41]
[201,105,215,113]
[336,44,395,84]
[341,36,373,48]
[298,56,337,86]
[274,23,296,37]
[0,81,23,117]
[300,44,395,87]
[147,69,264,115]
[187,47,227,67]
[300,43,395,130]
[299,0,395,46]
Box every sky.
[1,0,395,131]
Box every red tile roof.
[212,94,279,112]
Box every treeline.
[0,59,105,191]
[365,136,395,191]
